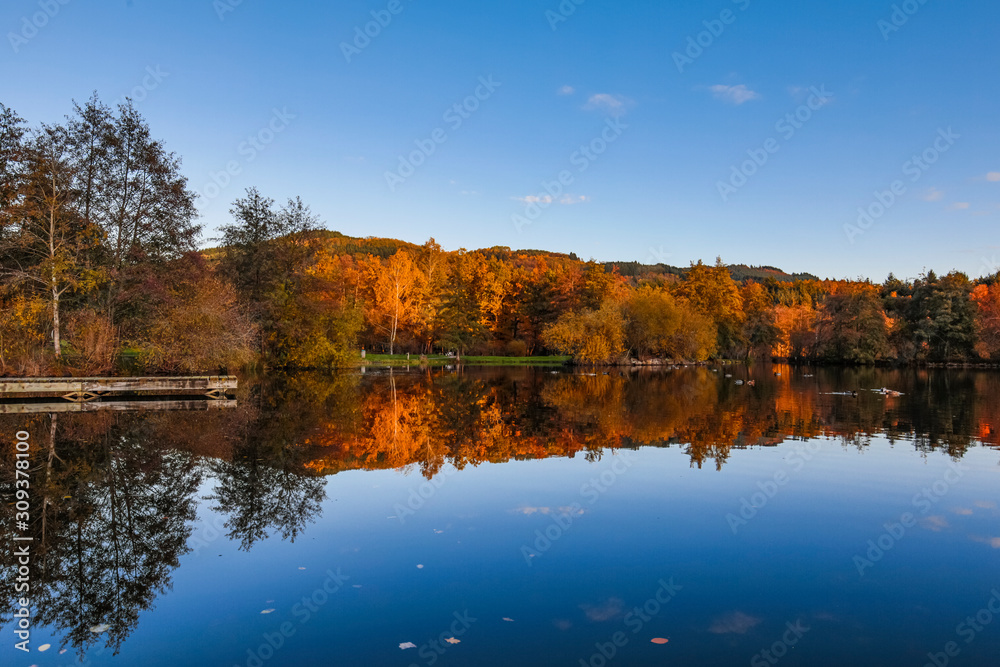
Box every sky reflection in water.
[2,365,999,666]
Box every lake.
[2,364,999,666]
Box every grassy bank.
[361,354,571,368]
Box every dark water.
[1,365,999,666]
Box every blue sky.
[1,0,998,280]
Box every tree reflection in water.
[1,364,999,658]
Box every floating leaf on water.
[298,567,306,570]
[651,638,669,644]
[416,564,424,569]
[89,624,110,634]
[399,642,417,650]
[502,617,515,622]
[444,637,460,644]
[59,649,67,654]
[260,609,276,614]
[38,644,51,651]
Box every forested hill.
[232,230,818,284]
[602,260,818,283]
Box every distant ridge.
[294,231,819,283]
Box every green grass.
[362,354,571,367]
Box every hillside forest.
[2,97,1000,375]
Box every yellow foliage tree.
[360,250,425,354]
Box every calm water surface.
[2,365,999,666]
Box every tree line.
[2,97,999,374]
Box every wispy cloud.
[922,515,949,532]
[709,84,760,105]
[951,202,971,210]
[558,85,575,96]
[970,535,1000,549]
[709,611,762,635]
[513,194,590,205]
[986,172,1000,182]
[922,187,945,202]
[584,93,630,117]
[580,598,624,622]
[514,505,585,516]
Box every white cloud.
[709,611,762,635]
[558,85,575,96]
[709,84,760,105]
[579,598,624,622]
[986,172,1000,182]
[951,202,971,210]
[513,194,589,206]
[514,195,553,205]
[922,187,945,202]
[583,93,630,117]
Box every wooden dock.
[0,376,237,403]
[0,399,237,414]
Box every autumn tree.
[542,300,625,364]
[971,282,1000,360]
[676,259,744,356]
[622,288,715,361]
[414,238,448,350]
[140,255,258,373]
[738,282,780,360]
[0,125,103,358]
[61,97,199,321]
[280,250,362,369]
[360,249,424,354]
[435,251,487,355]
[773,303,817,360]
